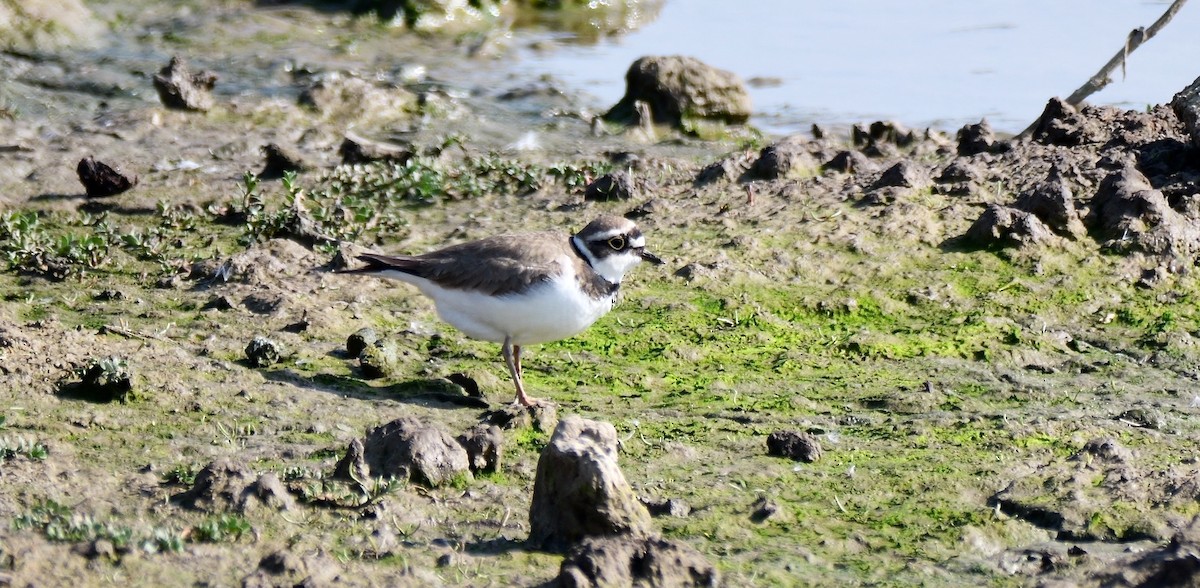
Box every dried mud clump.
[863,160,931,205]
[965,205,1055,247]
[334,417,470,487]
[956,119,999,155]
[76,157,137,198]
[242,549,341,588]
[152,56,217,112]
[529,416,653,552]
[640,496,691,518]
[958,95,1200,274]
[604,55,752,128]
[694,151,754,185]
[456,424,503,474]
[765,430,822,463]
[851,120,930,158]
[1097,516,1200,587]
[749,496,789,524]
[356,338,403,379]
[299,72,418,124]
[258,143,311,179]
[244,336,283,368]
[822,149,877,175]
[1028,98,1105,146]
[1087,164,1200,258]
[855,120,918,148]
[1171,74,1200,148]
[556,535,719,588]
[748,135,818,180]
[1012,167,1087,238]
[871,161,929,191]
[584,171,637,201]
[345,327,378,357]
[339,132,413,165]
[482,402,559,431]
[172,459,295,513]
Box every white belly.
[383,271,615,345]
[433,279,613,345]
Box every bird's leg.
[503,337,541,407]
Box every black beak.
[640,249,664,265]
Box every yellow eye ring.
[607,236,626,250]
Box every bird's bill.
[640,249,664,265]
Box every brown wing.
[356,232,569,296]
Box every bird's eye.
[607,236,626,250]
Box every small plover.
[345,215,662,406]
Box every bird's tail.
[339,253,422,277]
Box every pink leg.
[503,337,541,406]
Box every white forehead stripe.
[591,227,629,241]
[628,235,645,248]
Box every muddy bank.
[5,1,1200,586]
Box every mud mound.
[1099,516,1200,586]
[241,549,341,588]
[172,459,296,513]
[556,535,719,588]
[604,55,752,128]
[334,417,471,487]
[529,416,653,552]
[990,437,1200,543]
[942,97,1200,276]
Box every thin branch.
[1064,0,1188,105]
[1017,0,1188,139]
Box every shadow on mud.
[262,368,491,408]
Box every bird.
[343,215,663,406]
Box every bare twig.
[100,323,169,342]
[1065,0,1188,105]
[1017,0,1188,139]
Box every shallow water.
[516,0,1200,134]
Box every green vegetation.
[190,515,251,543]
[4,134,1200,585]
[64,356,137,403]
[0,435,48,461]
[162,464,199,487]
[14,499,136,549]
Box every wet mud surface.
[5,1,1200,586]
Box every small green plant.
[294,474,400,508]
[189,515,251,543]
[53,233,110,269]
[119,228,167,262]
[548,160,611,191]
[0,210,47,265]
[143,528,186,554]
[282,465,318,482]
[64,356,136,403]
[14,499,134,549]
[296,478,364,506]
[0,436,48,461]
[212,148,621,257]
[162,464,199,486]
[156,199,198,231]
[237,172,300,244]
